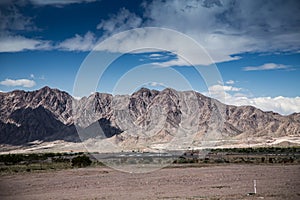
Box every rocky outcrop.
[0,87,299,146]
[0,106,77,145]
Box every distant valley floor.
[1,135,300,154]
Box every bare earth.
[0,164,299,200]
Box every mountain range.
[0,86,299,151]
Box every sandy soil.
[1,136,300,155]
[0,164,299,200]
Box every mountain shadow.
[79,118,123,141]
[0,106,79,145]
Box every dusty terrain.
[1,135,300,155]
[0,164,299,200]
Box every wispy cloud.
[0,5,36,32]
[97,8,142,36]
[0,34,51,52]
[152,57,191,67]
[149,53,162,58]
[148,82,167,87]
[0,5,50,52]
[147,53,172,60]
[0,78,36,88]
[243,63,290,71]
[57,31,96,51]
[226,80,235,85]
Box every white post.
[254,180,257,194]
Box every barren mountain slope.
[0,87,299,149]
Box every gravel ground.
[0,164,299,200]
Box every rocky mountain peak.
[132,87,159,98]
[0,87,299,147]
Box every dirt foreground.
[0,164,299,200]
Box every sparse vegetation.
[0,147,299,174]
[172,146,300,165]
[0,152,93,174]
[71,155,92,167]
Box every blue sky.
[0,0,300,115]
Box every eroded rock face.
[0,87,299,145]
[0,86,73,125]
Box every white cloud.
[94,27,237,66]
[91,0,300,65]
[0,2,95,53]
[149,53,162,58]
[147,53,171,60]
[97,8,142,36]
[0,78,36,88]
[146,0,300,55]
[206,84,242,103]
[30,74,35,78]
[0,5,36,32]
[148,82,167,87]
[0,5,50,52]
[57,31,96,51]
[226,80,235,85]
[2,0,299,59]
[152,56,192,67]
[73,96,82,100]
[0,33,51,52]
[209,84,241,92]
[225,95,300,116]
[206,84,300,115]
[243,63,290,71]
